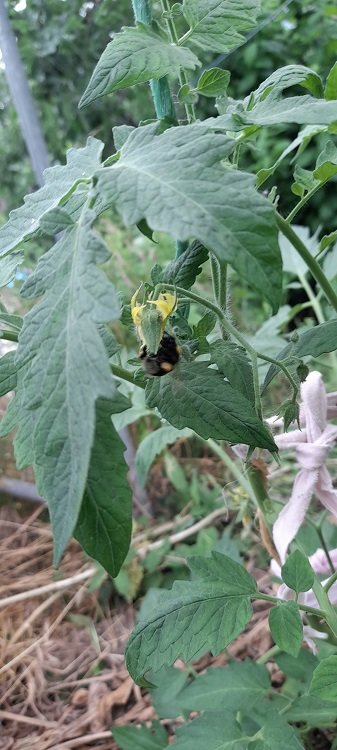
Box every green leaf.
[145,362,276,450]
[0,251,23,287]
[309,656,337,702]
[197,68,230,97]
[179,660,269,712]
[253,65,323,102]
[281,550,314,593]
[256,709,305,750]
[159,240,208,289]
[0,351,17,396]
[276,649,318,685]
[210,340,254,404]
[269,602,303,657]
[113,124,136,152]
[79,24,200,108]
[245,95,337,127]
[193,311,217,337]
[291,165,319,196]
[256,125,326,188]
[136,425,192,487]
[0,313,23,334]
[169,711,247,750]
[178,83,199,105]
[325,62,337,100]
[263,319,337,390]
[39,206,75,235]
[95,124,281,312]
[74,399,132,577]
[0,137,103,257]
[125,552,256,683]
[285,695,337,726]
[1,210,121,565]
[319,230,337,253]
[150,666,189,719]
[182,0,260,54]
[113,721,168,750]
[314,140,337,180]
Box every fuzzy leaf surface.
[158,240,209,289]
[0,351,17,396]
[0,138,103,257]
[179,660,269,712]
[146,362,276,450]
[80,24,200,107]
[182,0,260,53]
[263,319,337,389]
[170,711,248,750]
[309,656,337,702]
[253,65,323,101]
[75,399,132,577]
[210,340,254,404]
[255,709,305,750]
[281,550,314,593]
[268,602,303,657]
[325,61,337,100]
[0,210,121,564]
[125,552,256,683]
[245,95,337,126]
[197,67,230,97]
[95,124,281,311]
[0,251,23,287]
[113,722,168,750]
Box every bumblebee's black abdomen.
[139,333,180,376]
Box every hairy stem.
[255,592,326,619]
[286,181,328,224]
[276,213,337,312]
[160,0,196,123]
[324,570,337,593]
[131,0,176,121]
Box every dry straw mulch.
[0,505,152,750]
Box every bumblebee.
[139,332,180,376]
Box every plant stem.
[0,330,18,342]
[311,574,337,638]
[210,254,220,302]
[160,0,195,123]
[110,363,144,388]
[257,644,281,664]
[297,272,325,325]
[218,261,228,312]
[324,570,337,593]
[316,525,335,575]
[276,213,337,312]
[131,0,176,122]
[286,181,328,224]
[254,592,326,619]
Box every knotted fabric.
[272,371,337,562]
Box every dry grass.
[0,505,152,750]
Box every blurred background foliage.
[1,0,337,218]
